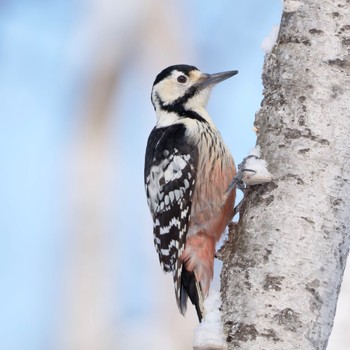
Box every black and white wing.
[144,123,198,309]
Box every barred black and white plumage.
[145,123,198,313]
[144,64,238,321]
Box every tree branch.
[221,0,350,349]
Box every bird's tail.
[174,265,204,322]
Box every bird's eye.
[177,75,187,84]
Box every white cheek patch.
[155,71,189,105]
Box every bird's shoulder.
[145,122,197,167]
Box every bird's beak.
[196,70,238,89]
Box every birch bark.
[220,0,350,349]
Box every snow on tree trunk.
[220,0,350,349]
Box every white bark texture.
[220,0,350,349]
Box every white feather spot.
[163,263,170,270]
[165,195,169,205]
[181,208,188,219]
[174,190,181,200]
[160,226,170,235]
[164,168,173,182]
[174,157,187,171]
[161,248,170,256]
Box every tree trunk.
[220,0,350,349]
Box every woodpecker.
[144,64,237,321]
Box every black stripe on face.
[153,64,199,86]
[154,92,208,124]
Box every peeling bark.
[221,0,350,349]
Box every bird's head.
[151,65,238,118]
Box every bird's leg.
[228,155,259,218]
[231,170,256,218]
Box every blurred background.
[0,1,348,349]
